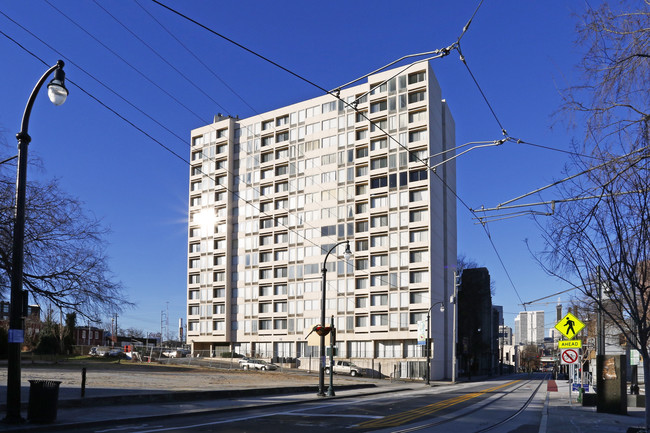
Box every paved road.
[66,374,546,433]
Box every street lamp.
[318,240,352,397]
[6,60,68,423]
[426,301,445,385]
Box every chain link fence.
[75,345,430,380]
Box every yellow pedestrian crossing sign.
[555,312,585,339]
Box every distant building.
[0,302,40,321]
[458,268,497,376]
[493,305,504,327]
[73,326,104,346]
[514,311,544,345]
[499,325,512,346]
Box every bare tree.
[0,148,132,322]
[541,1,650,426]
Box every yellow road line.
[356,380,521,429]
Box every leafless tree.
[541,1,650,426]
[0,146,132,322]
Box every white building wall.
[187,63,456,379]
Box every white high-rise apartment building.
[514,311,545,345]
[187,63,456,379]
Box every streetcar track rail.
[382,375,548,433]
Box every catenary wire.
[149,0,530,311]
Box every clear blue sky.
[0,1,588,337]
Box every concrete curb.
[2,385,414,432]
[1,383,379,411]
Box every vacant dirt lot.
[0,359,377,403]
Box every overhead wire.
[149,0,530,309]
[0,15,363,296]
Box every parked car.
[89,346,110,357]
[240,359,278,371]
[324,360,364,377]
[106,348,125,358]
[237,356,252,365]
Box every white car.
[240,359,278,371]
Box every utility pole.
[452,271,459,384]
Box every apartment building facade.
[187,63,457,380]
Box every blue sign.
[572,383,590,392]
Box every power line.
[148,0,530,307]
[43,0,211,125]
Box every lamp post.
[426,301,445,385]
[6,60,68,423]
[318,240,352,397]
[452,270,459,384]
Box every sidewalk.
[542,379,646,433]
[1,366,648,432]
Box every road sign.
[572,383,589,392]
[561,348,579,365]
[555,312,585,339]
[559,340,582,349]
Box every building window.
[371,215,388,228]
[371,254,388,267]
[370,157,387,170]
[276,115,289,127]
[409,291,427,304]
[409,169,428,182]
[410,270,429,284]
[356,147,368,158]
[274,319,288,330]
[261,136,274,147]
[370,100,387,113]
[408,71,426,84]
[410,230,428,243]
[370,274,388,287]
[408,90,426,104]
[409,311,427,324]
[259,319,272,330]
[409,209,427,222]
[371,293,388,306]
[370,138,388,151]
[408,129,427,143]
[370,177,387,189]
[371,196,388,208]
[410,250,428,263]
[409,190,426,202]
[371,313,388,326]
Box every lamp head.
[47,61,68,106]
[343,241,352,261]
[439,304,445,313]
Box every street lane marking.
[355,380,521,429]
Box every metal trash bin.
[28,380,62,423]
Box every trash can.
[28,380,61,423]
